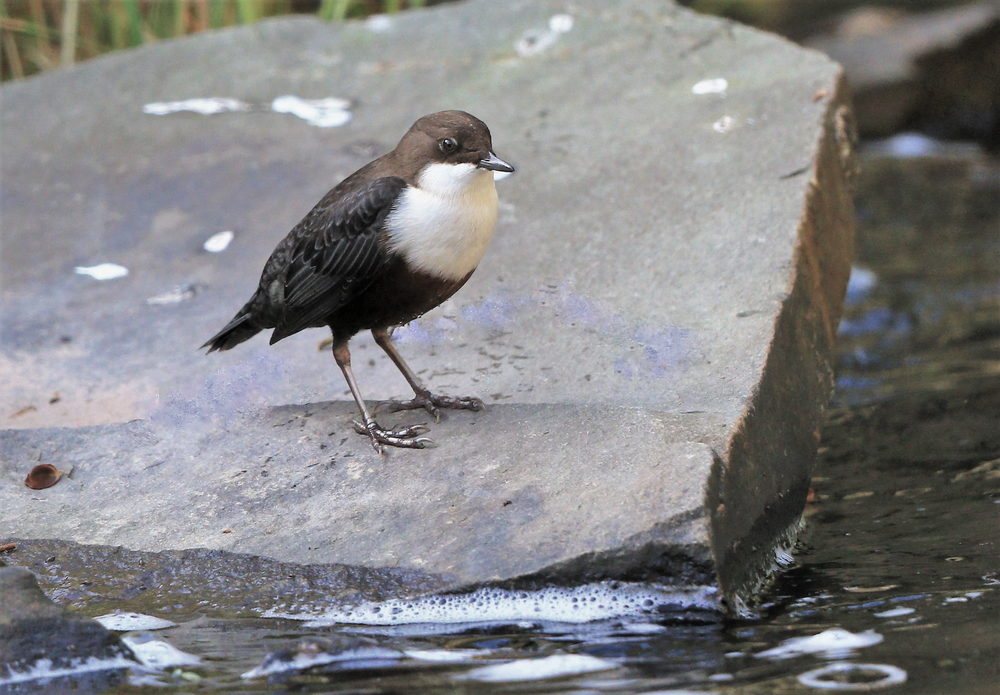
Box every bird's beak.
[478,152,515,173]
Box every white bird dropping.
[693,78,729,95]
[203,230,234,253]
[75,263,129,280]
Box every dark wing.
[263,176,406,344]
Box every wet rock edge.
[0,564,137,688]
[708,74,857,614]
[0,539,453,618]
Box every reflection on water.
[5,152,999,693]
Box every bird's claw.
[380,392,485,422]
[351,419,435,453]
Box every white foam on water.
[459,653,617,682]
[0,635,198,686]
[241,652,339,679]
[75,263,128,280]
[620,622,668,634]
[0,655,136,686]
[94,612,176,631]
[756,628,883,660]
[203,230,234,253]
[404,649,484,663]
[241,646,401,679]
[693,78,728,95]
[873,607,914,618]
[121,634,200,670]
[271,96,352,128]
[143,98,250,115]
[265,583,719,627]
[797,662,907,690]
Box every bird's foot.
[378,390,485,422]
[351,419,434,454]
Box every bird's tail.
[202,306,262,353]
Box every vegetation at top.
[1,0,979,82]
[0,0,430,82]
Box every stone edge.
[707,71,857,615]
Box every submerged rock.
[0,566,137,690]
[242,636,403,680]
[0,538,449,618]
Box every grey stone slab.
[2,404,718,586]
[0,0,855,611]
[1,538,451,616]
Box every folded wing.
[264,176,407,344]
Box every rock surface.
[2,406,717,587]
[1,539,450,617]
[0,0,854,612]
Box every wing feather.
[262,176,406,343]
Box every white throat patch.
[385,162,499,281]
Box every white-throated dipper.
[203,111,514,452]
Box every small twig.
[0,542,16,553]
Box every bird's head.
[397,111,514,193]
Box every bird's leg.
[372,327,485,422]
[331,339,432,453]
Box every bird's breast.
[384,169,499,281]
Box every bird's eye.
[439,137,458,154]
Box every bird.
[202,111,514,452]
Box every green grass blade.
[173,0,188,37]
[124,0,142,45]
[236,0,257,24]
[108,1,125,48]
[319,0,354,22]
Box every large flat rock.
[0,0,855,612]
[2,405,717,586]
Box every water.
[4,150,999,693]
